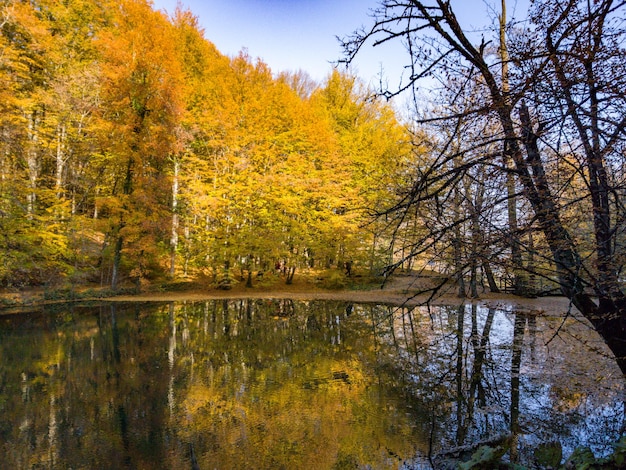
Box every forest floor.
[0,269,577,315]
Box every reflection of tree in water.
[170,299,427,468]
[0,300,622,468]
[366,303,623,466]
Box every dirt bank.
[108,273,579,315]
[0,272,580,315]
[109,289,577,313]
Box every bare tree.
[342,0,626,372]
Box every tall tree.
[97,0,184,289]
[499,0,525,295]
[170,7,234,278]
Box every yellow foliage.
[0,0,415,285]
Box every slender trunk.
[483,260,500,293]
[370,232,377,273]
[170,158,179,277]
[55,123,66,199]
[500,0,524,295]
[111,157,133,290]
[507,169,525,292]
[183,221,190,276]
[527,230,536,295]
[464,175,482,298]
[111,234,123,291]
[453,187,466,297]
[26,111,40,218]
[469,259,478,298]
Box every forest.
[0,0,414,291]
[2,0,626,368]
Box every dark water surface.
[0,300,623,469]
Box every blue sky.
[151,0,530,88]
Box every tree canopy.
[0,0,412,290]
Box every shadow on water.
[0,300,622,468]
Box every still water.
[0,300,623,469]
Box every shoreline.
[0,287,579,317]
[107,289,579,314]
[0,272,580,315]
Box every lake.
[0,299,623,468]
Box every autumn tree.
[0,0,54,285]
[0,0,107,286]
[168,8,229,279]
[342,0,626,372]
[310,71,414,274]
[96,0,184,289]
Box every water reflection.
[0,300,622,468]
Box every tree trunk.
[482,261,500,293]
[453,187,466,297]
[111,157,134,291]
[527,230,536,296]
[464,175,483,299]
[515,103,626,372]
[25,110,40,218]
[170,157,180,277]
[55,123,67,199]
[111,234,123,291]
[500,0,525,296]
